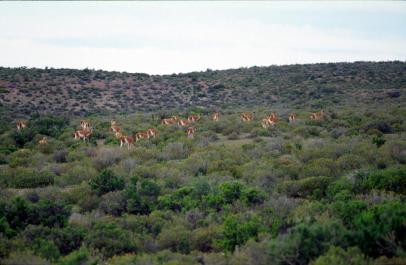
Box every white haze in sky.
[0,2,405,74]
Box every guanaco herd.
[16,110,325,148]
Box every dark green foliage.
[32,239,60,262]
[125,177,161,215]
[354,166,406,194]
[2,197,31,231]
[23,224,85,255]
[57,247,99,265]
[269,220,350,265]
[353,200,406,257]
[219,215,263,252]
[9,169,54,188]
[1,197,70,232]
[30,115,69,138]
[280,176,333,199]
[372,135,386,148]
[33,199,70,228]
[84,222,136,258]
[311,246,369,265]
[89,169,125,196]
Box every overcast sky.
[0,2,405,74]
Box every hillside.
[0,62,406,264]
[0,61,405,116]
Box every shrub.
[219,215,263,252]
[85,222,136,259]
[354,166,406,195]
[33,199,71,228]
[9,149,35,168]
[160,142,190,160]
[93,147,125,171]
[53,149,68,163]
[57,164,97,186]
[336,154,364,171]
[279,176,333,199]
[230,239,271,265]
[0,251,51,265]
[32,239,60,262]
[157,225,191,254]
[382,140,406,164]
[10,169,55,189]
[89,169,125,196]
[99,191,126,216]
[269,220,350,265]
[189,225,220,252]
[241,188,266,205]
[57,246,99,265]
[125,177,161,215]
[31,115,69,138]
[353,200,406,257]
[310,246,369,265]
[303,158,337,177]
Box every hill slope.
[0,61,405,116]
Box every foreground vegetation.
[0,100,405,264]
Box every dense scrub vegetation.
[0,61,405,116]
[0,62,405,264]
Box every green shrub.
[99,191,126,216]
[85,222,136,258]
[157,225,191,254]
[57,164,97,186]
[303,158,337,177]
[279,176,333,199]
[353,200,406,257]
[57,247,99,265]
[269,220,350,265]
[310,246,369,265]
[89,169,125,196]
[219,215,263,252]
[355,166,406,194]
[10,169,55,188]
[9,149,34,168]
[32,239,60,262]
[0,251,51,265]
[23,224,86,255]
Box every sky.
[0,2,405,75]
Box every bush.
[10,169,55,189]
[219,215,263,252]
[57,246,99,265]
[53,149,68,163]
[279,176,333,199]
[310,246,369,265]
[269,220,350,265]
[0,251,51,265]
[85,222,136,259]
[9,149,35,168]
[89,169,125,196]
[354,166,406,195]
[57,164,97,186]
[303,158,337,177]
[33,199,71,228]
[99,191,126,216]
[160,142,191,160]
[32,239,60,262]
[93,147,125,171]
[157,225,191,254]
[353,200,406,257]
